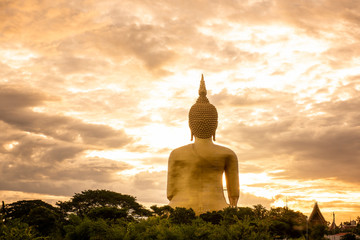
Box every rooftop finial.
[198,74,207,96]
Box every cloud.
[239,163,265,174]
[0,84,132,148]
[220,82,360,183]
[0,85,134,197]
[0,0,100,45]
[212,88,290,107]
[239,191,273,209]
[0,0,359,223]
[34,56,111,75]
[324,43,360,69]
[0,131,133,195]
[0,85,59,109]
[109,170,169,205]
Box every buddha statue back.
[167,75,239,214]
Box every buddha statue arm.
[167,151,176,201]
[225,153,239,207]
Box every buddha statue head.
[189,75,218,141]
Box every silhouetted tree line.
[1,189,358,239]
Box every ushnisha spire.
[196,74,210,104]
[189,74,218,141]
[199,74,207,96]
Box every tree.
[169,207,196,224]
[220,206,256,225]
[28,206,60,236]
[268,207,307,239]
[1,201,5,216]
[64,217,125,240]
[253,204,267,220]
[4,199,62,237]
[0,219,37,240]
[57,189,151,219]
[237,207,255,220]
[221,207,240,225]
[87,207,128,221]
[310,224,326,240]
[200,211,223,225]
[341,233,356,240]
[5,200,58,221]
[0,201,5,223]
[150,205,173,217]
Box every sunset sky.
[1,0,360,224]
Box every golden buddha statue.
[167,75,239,214]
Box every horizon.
[1,0,359,227]
[1,188,356,226]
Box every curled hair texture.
[189,74,218,141]
[189,103,218,140]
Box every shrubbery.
[0,189,341,240]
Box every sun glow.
[127,123,190,150]
[3,141,19,151]
[272,199,286,208]
[1,49,37,68]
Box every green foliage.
[0,219,38,240]
[87,207,129,221]
[150,205,174,217]
[253,204,267,220]
[268,207,307,239]
[3,200,63,238]
[169,207,196,224]
[227,219,272,240]
[29,206,61,236]
[0,191,342,240]
[57,189,151,219]
[1,201,5,216]
[199,211,223,225]
[5,199,59,221]
[309,224,327,240]
[221,206,256,225]
[64,217,126,240]
[341,233,357,240]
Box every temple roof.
[309,202,327,225]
